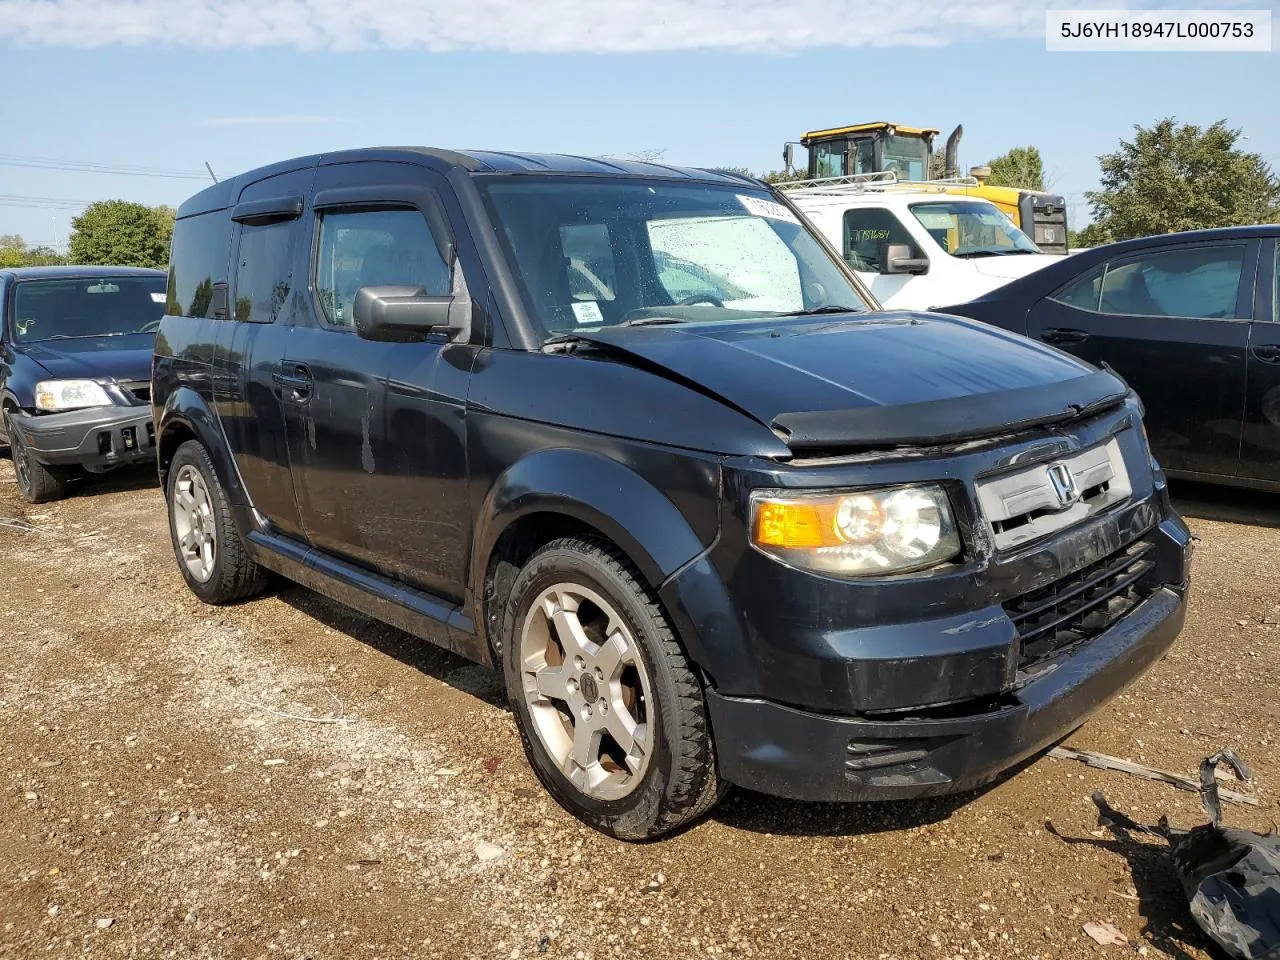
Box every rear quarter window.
[167,211,231,319]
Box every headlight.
[750,484,961,577]
[34,380,113,413]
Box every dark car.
[938,226,1280,491]
[153,148,1192,840]
[1,266,165,502]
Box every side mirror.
[352,285,471,342]
[879,243,929,276]
[782,143,795,173]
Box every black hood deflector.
[772,370,1128,451]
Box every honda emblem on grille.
[1046,461,1081,508]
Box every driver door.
[1027,239,1256,479]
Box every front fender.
[157,385,251,511]
[473,448,719,594]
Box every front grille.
[1004,537,1157,672]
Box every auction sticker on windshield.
[738,195,800,224]
[571,301,605,324]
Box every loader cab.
[800,123,937,182]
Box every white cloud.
[196,115,351,126]
[0,0,1249,52]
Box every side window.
[814,143,845,178]
[841,209,919,273]
[1274,243,1279,323]
[167,211,230,319]
[1049,265,1104,312]
[1098,245,1245,320]
[233,220,297,323]
[559,223,616,302]
[313,208,450,329]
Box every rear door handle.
[1251,344,1280,364]
[1041,327,1090,346]
[272,361,313,399]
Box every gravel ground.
[1,459,1277,960]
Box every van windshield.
[909,201,1040,258]
[11,276,167,343]
[480,178,873,339]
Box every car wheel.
[503,537,724,840]
[166,439,270,604]
[5,411,69,503]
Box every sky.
[0,0,1276,250]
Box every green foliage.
[0,234,69,267]
[1084,118,1280,242]
[68,201,174,269]
[707,166,755,179]
[986,146,1046,191]
[759,169,806,184]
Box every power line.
[0,154,208,180]
[0,194,94,210]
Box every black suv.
[153,149,1192,840]
[2,266,165,502]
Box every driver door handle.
[1041,327,1090,346]
[1251,344,1280,364]
[273,361,313,400]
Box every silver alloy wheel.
[519,583,654,801]
[172,464,217,583]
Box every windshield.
[882,135,929,181]
[909,201,1041,258]
[480,178,873,339]
[11,276,167,344]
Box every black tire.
[502,537,724,840]
[166,439,270,604]
[5,411,70,503]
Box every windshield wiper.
[619,316,689,327]
[785,305,866,316]
[953,248,1036,258]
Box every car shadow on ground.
[273,584,507,709]
[269,583,1029,839]
[72,464,160,498]
[710,751,1047,838]
[1170,479,1280,528]
[1044,816,1205,960]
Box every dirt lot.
[1,460,1277,960]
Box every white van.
[781,180,1064,310]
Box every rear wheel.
[5,411,70,503]
[166,440,270,604]
[503,538,724,840]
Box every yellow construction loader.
[783,122,1069,255]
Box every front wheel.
[5,411,70,503]
[502,538,724,840]
[166,439,270,604]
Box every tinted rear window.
[167,211,231,318]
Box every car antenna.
[204,161,219,184]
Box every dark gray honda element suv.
[152,148,1192,839]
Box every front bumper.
[707,522,1190,803]
[11,407,156,472]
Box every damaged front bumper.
[11,406,156,472]
[703,504,1192,803]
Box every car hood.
[971,254,1063,282]
[567,312,1128,451]
[17,334,155,382]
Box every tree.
[0,234,68,267]
[0,234,25,268]
[1083,118,1280,243]
[69,201,174,268]
[986,146,1046,191]
[760,169,806,185]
